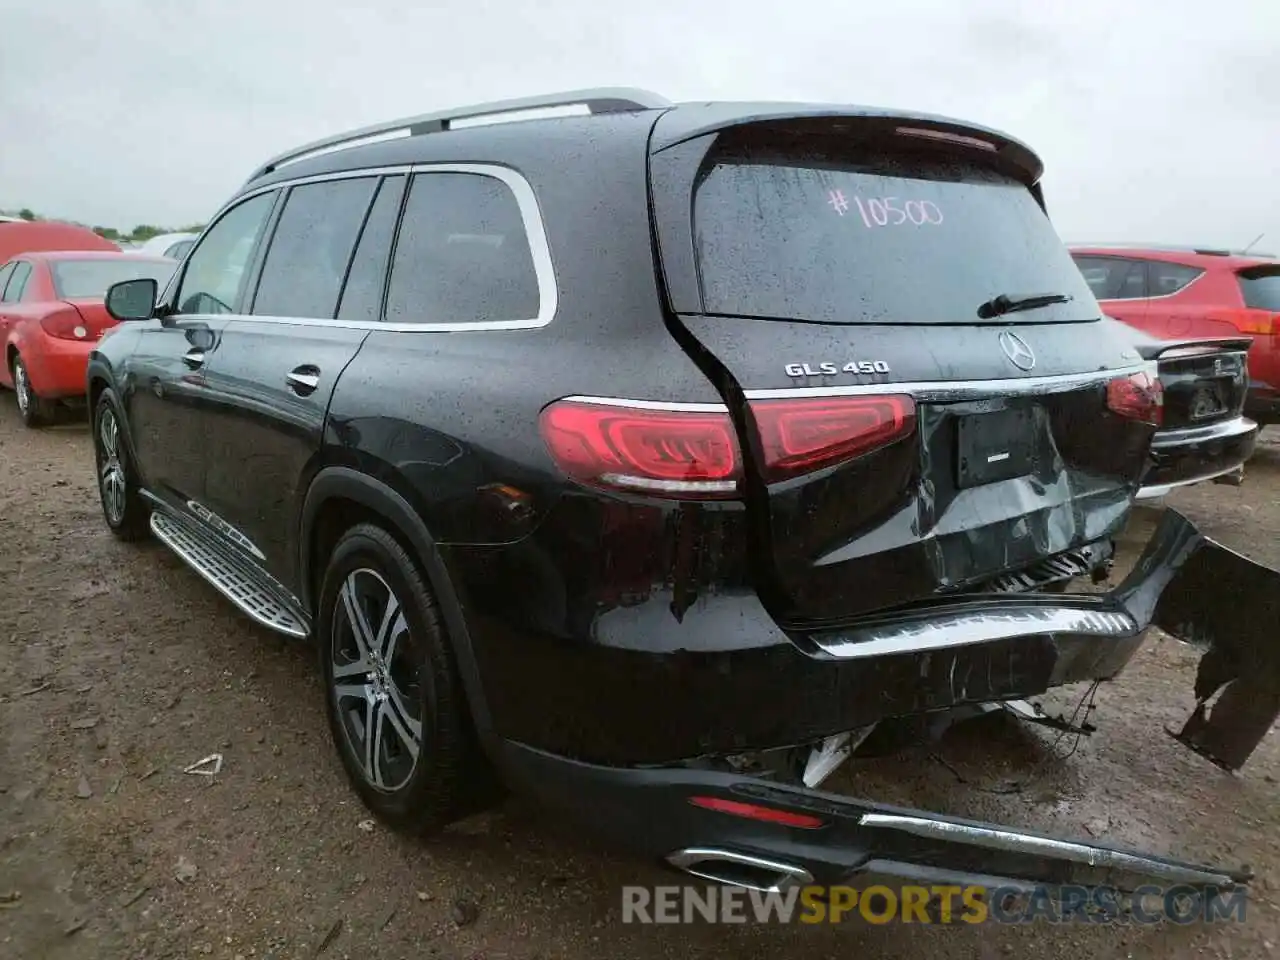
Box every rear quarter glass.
[692,143,1098,324]
[1238,266,1280,312]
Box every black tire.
[92,389,150,541]
[12,354,56,428]
[318,522,477,833]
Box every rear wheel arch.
[300,466,495,740]
[87,373,109,413]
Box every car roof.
[1069,244,1278,271]
[0,221,120,260]
[135,232,198,253]
[21,250,174,264]
[241,88,1044,194]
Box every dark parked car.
[90,88,1279,895]
[1095,318,1258,498]
[1070,244,1280,425]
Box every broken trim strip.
[813,602,1136,658]
[859,813,1239,887]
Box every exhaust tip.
[666,847,814,892]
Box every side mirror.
[105,278,158,322]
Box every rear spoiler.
[1132,336,1254,362]
[647,103,1044,186]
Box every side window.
[1071,256,1148,300]
[0,263,14,299]
[252,177,378,319]
[2,262,32,303]
[1147,261,1203,297]
[175,192,275,316]
[336,175,406,322]
[385,172,540,326]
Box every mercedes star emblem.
[998,331,1036,371]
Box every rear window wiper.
[977,292,1073,320]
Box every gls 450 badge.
[785,360,891,378]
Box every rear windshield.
[1238,267,1280,311]
[52,258,176,299]
[692,144,1098,324]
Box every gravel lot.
[2,398,1279,960]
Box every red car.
[1069,244,1280,425]
[1,251,175,426]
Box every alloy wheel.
[98,407,127,525]
[331,568,425,792]
[13,360,30,415]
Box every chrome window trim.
[185,162,556,334]
[744,364,1149,402]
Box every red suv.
[1069,245,1280,425]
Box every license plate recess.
[955,407,1038,489]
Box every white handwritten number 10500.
[855,196,943,226]
[832,191,943,227]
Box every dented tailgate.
[648,110,1163,628]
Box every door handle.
[286,365,321,395]
[183,349,206,368]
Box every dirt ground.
[2,398,1279,960]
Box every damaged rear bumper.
[492,509,1280,892]
[806,506,1280,775]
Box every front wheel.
[318,523,478,833]
[12,355,55,428]
[93,389,150,541]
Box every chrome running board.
[150,509,309,638]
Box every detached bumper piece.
[498,509,1279,894]
[501,740,1253,895]
[1155,529,1280,771]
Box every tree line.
[1,208,204,243]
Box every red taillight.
[1106,371,1163,426]
[540,394,917,497]
[749,395,916,483]
[539,399,741,499]
[39,309,91,341]
[688,796,826,829]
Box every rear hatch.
[648,110,1162,627]
[46,257,175,342]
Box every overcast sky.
[1,0,1276,249]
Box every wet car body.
[87,89,1280,896]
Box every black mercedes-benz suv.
[91,88,1279,895]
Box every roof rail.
[1069,241,1277,259]
[245,87,671,183]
